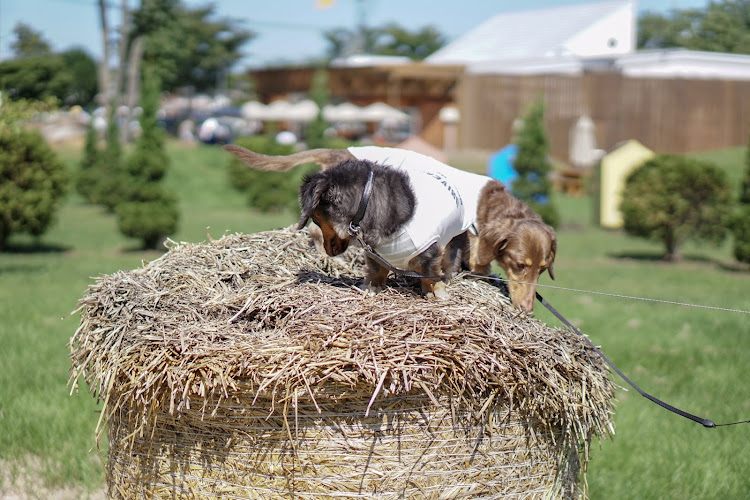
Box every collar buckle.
[348,168,375,236]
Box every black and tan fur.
[260,152,451,298]
[224,145,556,311]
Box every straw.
[69,227,615,499]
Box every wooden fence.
[457,72,750,160]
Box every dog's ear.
[476,220,514,266]
[297,173,327,229]
[547,227,557,280]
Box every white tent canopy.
[361,102,410,122]
[240,101,267,120]
[240,100,409,123]
[323,102,360,122]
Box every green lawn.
[0,141,748,498]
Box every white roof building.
[613,49,750,80]
[422,0,750,81]
[426,1,635,66]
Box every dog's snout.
[516,299,535,313]
[508,281,536,313]
[325,237,349,256]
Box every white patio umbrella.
[323,102,362,122]
[241,101,268,120]
[263,100,295,121]
[285,99,319,122]
[361,102,409,122]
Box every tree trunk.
[124,37,144,142]
[664,228,681,262]
[116,0,132,143]
[96,0,111,107]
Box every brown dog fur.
[469,180,556,312]
[224,145,556,311]
[223,145,355,171]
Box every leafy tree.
[741,132,750,205]
[10,22,51,57]
[732,206,750,264]
[638,1,750,54]
[731,132,750,264]
[375,24,447,59]
[324,23,446,60]
[512,99,559,228]
[0,52,97,106]
[0,24,97,106]
[116,67,179,249]
[59,48,98,105]
[324,25,381,58]
[688,0,750,53]
[132,0,254,92]
[0,55,71,102]
[620,154,732,261]
[637,11,694,49]
[0,100,68,250]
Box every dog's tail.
[223,144,355,171]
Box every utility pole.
[345,0,368,56]
[97,0,111,107]
[355,0,366,54]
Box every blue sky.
[1,0,712,69]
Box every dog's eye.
[516,263,526,271]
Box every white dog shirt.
[347,146,491,269]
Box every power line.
[466,273,750,315]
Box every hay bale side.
[70,228,615,499]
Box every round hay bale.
[69,227,615,499]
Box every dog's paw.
[359,281,384,296]
[424,282,449,300]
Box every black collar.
[347,169,375,236]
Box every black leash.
[536,290,750,428]
[343,169,747,427]
[347,169,443,281]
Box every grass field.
[0,141,748,498]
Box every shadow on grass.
[2,240,71,254]
[120,244,167,255]
[608,251,749,273]
[607,250,667,262]
[0,262,49,275]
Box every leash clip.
[347,222,361,237]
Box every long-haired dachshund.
[224,145,556,311]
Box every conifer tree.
[88,106,128,211]
[0,99,68,249]
[305,68,330,150]
[116,66,179,250]
[512,99,559,228]
[76,119,101,203]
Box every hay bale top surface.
[70,227,614,447]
